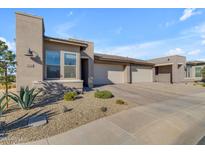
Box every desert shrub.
[0,83,16,90]
[8,86,41,110]
[201,67,205,81]
[64,91,77,101]
[101,107,108,112]
[94,90,113,99]
[201,83,205,87]
[116,99,126,105]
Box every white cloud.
[54,21,76,38]
[166,48,185,56]
[198,58,205,61]
[181,22,205,47]
[187,49,201,56]
[202,40,205,45]
[193,23,205,45]
[165,48,201,57]
[201,35,205,44]
[0,36,15,51]
[179,8,201,21]
[67,11,73,17]
[95,40,163,59]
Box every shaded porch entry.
[155,65,173,83]
[81,58,89,87]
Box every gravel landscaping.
[0,90,136,144]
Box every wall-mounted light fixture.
[24,48,33,57]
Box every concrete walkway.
[27,93,205,144]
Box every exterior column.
[124,64,131,83]
[76,51,81,80]
[16,12,44,91]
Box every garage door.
[94,63,124,85]
[155,65,172,83]
[131,65,153,83]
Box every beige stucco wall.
[16,12,44,90]
[149,55,186,83]
[124,64,131,83]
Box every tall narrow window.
[46,51,60,79]
[186,66,191,78]
[64,53,76,78]
[195,67,202,77]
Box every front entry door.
[81,59,89,87]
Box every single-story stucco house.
[185,61,205,81]
[16,12,155,91]
[15,12,205,91]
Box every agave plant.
[8,86,41,110]
[0,94,7,115]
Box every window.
[195,67,202,77]
[46,51,60,79]
[186,66,191,78]
[64,53,76,78]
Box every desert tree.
[0,39,16,109]
[201,66,205,82]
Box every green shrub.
[94,90,113,99]
[8,86,41,110]
[116,99,126,105]
[201,67,205,81]
[64,91,77,101]
[201,83,205,87]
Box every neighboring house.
[185,61,205,81]
[16,12,154,91]
[149,55,186,83]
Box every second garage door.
[94,63,125,85]
[155,65,172,83]
[131,65,153,83]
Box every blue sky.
[0,8,205,61]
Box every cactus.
[8,86,41,110]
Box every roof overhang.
[94,55,154,66]
[44,36,88,48]
[186,61,205,66]
[155,63,173,67]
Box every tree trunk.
[5,64,8,108]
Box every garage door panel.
[132,65,153,83]
[94,64,124,85]
[156,74,171,83]
[155,65,172,83]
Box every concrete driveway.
[29,83,205,145]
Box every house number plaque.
[27,64,35,68]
